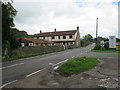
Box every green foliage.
[84,34,93,42]
[91,50,120,53]
[116,38,120,42]
[10,28,28,38]
[81,39,90,47]
[93,43,101,50]
[2,2,22,57]
[27,34,34,38]
[93,37,108,43]
[81,34,93,47]
[57,57,99,75]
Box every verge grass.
[91,50,120,53]
[57,57,99,75]
[2,49,64,62]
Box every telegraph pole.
[96,17,98,44]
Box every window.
[69,35,73,39]
[43,37,45,39]
[58,36,60,39]
[52,36,55,39]
[67,42,69,45]
[63,36,66,39]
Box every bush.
[81,39,91,47]
[93,43,101,50]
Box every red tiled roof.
[35,30,78,37]
[21,38,53,44]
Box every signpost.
[109,36,116,48]
[100,41,105,50]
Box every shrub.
[93,43,101,50]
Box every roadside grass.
[91,50,120,53]
[57,57,99,75]
[2,46,82,62]
[2,49,64,62]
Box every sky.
[12,0,119,38]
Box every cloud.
[75,0,86,8]
[13,0,118,38]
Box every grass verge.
[2,49,64,62]
[57,57,99,75]
[91,50,120,53]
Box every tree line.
[2,1,33,57]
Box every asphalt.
[2,43,95,84]
[2,43,119,88]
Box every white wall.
[51,35,75,41]
[21,43,25,47]
[29,43,34,46]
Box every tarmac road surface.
[2,43,95,85]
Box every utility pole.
[96,17,98,44]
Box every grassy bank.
[91,50,120,53]
[2,49,64,62]
[57,57,99,75]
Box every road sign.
[109,36,116,48]
[100,41,105,49]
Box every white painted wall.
[29,43,34,46]
[33,37,37,39]
[51,35,76,41]
[21,43,25,47]
[39,37,43,39]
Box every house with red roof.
[34,26,80,47]
[21,38,53,47]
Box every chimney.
[77,26,79,30]
[55,28,56,32]
[40,30,42,33]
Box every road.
[2,43,95,85]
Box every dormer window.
[63,36,66,39]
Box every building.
[21,38,53,47]
[34,26,80,47]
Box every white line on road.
[0,80,17,88]
[26,68,46,77]
[26,59,69,78]
[0,63,24,70]
[54,59,69,66]
[72,56,75,58]
[37,55,57,61]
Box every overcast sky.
[12,0,119,38]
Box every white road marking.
[0,63,24,70]
[53,66,59,70]
[37,55,57,61]
[48,63,54,66]
[54,59,68,66]
[72,56,75,58]
[26,59,69,78]
[26,68,45,77]
[0,80,17,88]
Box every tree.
[10,28,28,38]
[116,38,120,42]
[81,34,93,47]
[2,1,17,57]
[84,34,93,42]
